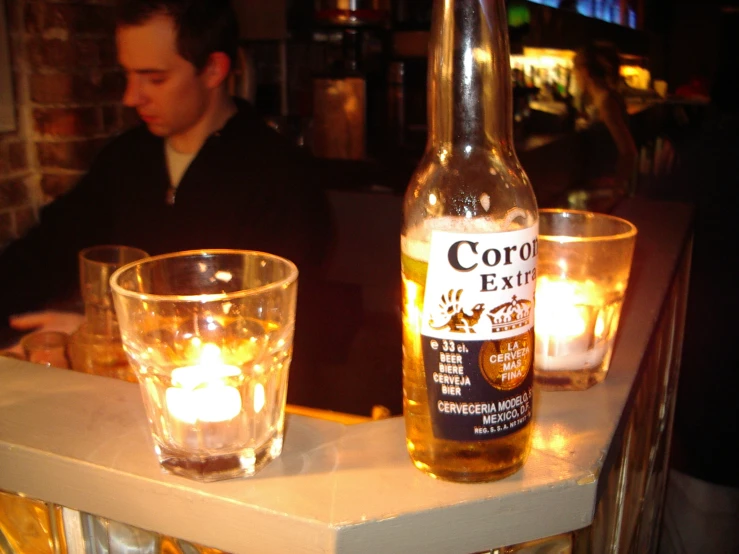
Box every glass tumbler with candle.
[110,249,298,482]
[535,209,637,390]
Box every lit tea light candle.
[166,343,243,450]
[534,277,607,372]
[167,368,242,424]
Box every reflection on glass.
[0,489,62,554]
[71,511,229,553]
[532,424,572,458]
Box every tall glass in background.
[111,250,298,481]
[67,245,149,382]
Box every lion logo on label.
[429,289,485,333]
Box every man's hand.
[1,311,84,358]
[10,311,85,336]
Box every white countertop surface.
[0,199,693,553]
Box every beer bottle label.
[421,226,538,441]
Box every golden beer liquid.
[401,251,532,482]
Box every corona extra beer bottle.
[401,0,539,482]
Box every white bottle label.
[421,225,538,441]
[422,227,538,339]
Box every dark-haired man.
[0,1,333,381]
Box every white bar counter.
[0,198,693,553]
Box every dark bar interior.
[1,0,738,552]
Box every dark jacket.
[0,99,333,325]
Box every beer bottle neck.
[427,0,514,152]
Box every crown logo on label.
[487,295,532,333]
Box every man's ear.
[203,52,232,88]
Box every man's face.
[116,15,210,142]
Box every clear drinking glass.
[79,245,150,336]
[20,331,70,369]
[110,250,298,481]
[534,209,637,390]
[68,245,149,382]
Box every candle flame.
[167,385,241,423]
[535,277,587,338]
[200,342,222,365]
[167,343,242,424]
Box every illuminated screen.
[525,0,635,28]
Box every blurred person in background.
[0,0,334,404]
[573,42,638,192]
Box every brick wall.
[0,0,134,248]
